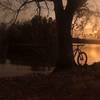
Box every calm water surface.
[78,44,100,65]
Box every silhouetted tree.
[52,0,87,70]
[0,0,88,69]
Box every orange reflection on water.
[89,49,99,58]
[85,45,100,64]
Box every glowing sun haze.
[0,0,99,23]
[18,0,100,22]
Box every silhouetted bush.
[0,16,57,65]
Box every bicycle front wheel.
[77,52,87,66]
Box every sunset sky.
[0,0,99,39]
[0,0,99,22]
[18,0,100,22]
[0,0,100,25]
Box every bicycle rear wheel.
[77,52,87,66]
[73,49,79,65]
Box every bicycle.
[73,44,87,67]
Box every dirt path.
[0,64,33,77]
[0,63,100,100]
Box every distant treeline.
[0,16,58,65]
[1,16,57,44]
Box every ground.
[0,62,100,100]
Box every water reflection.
[80,44,100,65]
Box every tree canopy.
[0,0,90,69]
[0,0,88,24]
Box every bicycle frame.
[73,44,83,57]
[73,44,87,66]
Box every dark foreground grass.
[0,63,100,100]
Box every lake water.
[77,44,100,65]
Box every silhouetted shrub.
[0,16,57,65]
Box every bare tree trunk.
[53,0,74,71]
